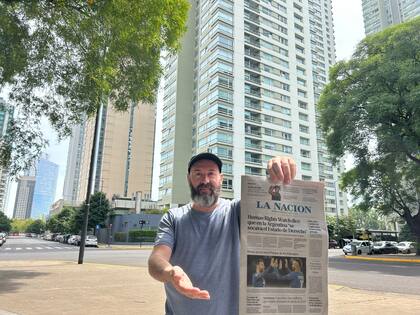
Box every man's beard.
[189,182,220,208]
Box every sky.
[3,0,365,218]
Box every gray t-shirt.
[155,198,240,315]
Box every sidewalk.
[1,260,420,315]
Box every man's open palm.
[171,266,210,300]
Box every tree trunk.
[416,234,420,256]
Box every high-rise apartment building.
[362,0,419,35]
[31,158,59,219]
[62,123,85,203]
[73,102,155,204]
[0,98,13,213]
[159,0,348,215]
[13,175,36,219]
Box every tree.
[46,207,76,233]
[11,218,34,233]
[26,219,46,234]
[0,211,11,232]
[72,192,111,233]
[399,223,415,242]
[318,17,420,255]
[0,0,189,175]
[349,206,389,230]
[327,215,357,242]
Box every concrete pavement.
[1,260,420,315]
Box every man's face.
[187,159,223,208]
[257,260,265,272]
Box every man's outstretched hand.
[267,156,297,184]
[170,266,210,300]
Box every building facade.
[73,102,155,204]
[0,98,13,213]
[12,176,36,219]
[31,158,59,219]
[159,0,348,215]
[362,0,420,35]
[62,123,85,203]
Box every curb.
[344,255,420,263]
[97,245,153,250]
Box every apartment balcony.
[245,115,262,124]
[245,157,263,165]
[245,143,262,152]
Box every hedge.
[128,229,157,242]
[114,232,127,242]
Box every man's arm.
[148,244,210,300]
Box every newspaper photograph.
[240,176,328,315]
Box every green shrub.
[128,229,157,242]
[114,232,127,242]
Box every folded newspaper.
[240,176,328,315]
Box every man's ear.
[220,173,224,184]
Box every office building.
[12,175,36,219]
[31,158,59,219]
[0,98,13,213]
[63,123,85,203]
[74,102,155,204]
[159,0,348,215]
[362,0,420,35]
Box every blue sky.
[3,0,365,218]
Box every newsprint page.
[240,176,328,315]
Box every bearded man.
[148,152,296,315]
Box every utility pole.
[78,103,103,264]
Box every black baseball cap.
[188,152,223,173]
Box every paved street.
[2,237,420,296]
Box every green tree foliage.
[349,206,389,230]
[326,215,356,241]
[73,192,111,233]
[11,218,34,233]
[46,207,76,233]
[0,0,189,175]
[399,223,415,242]
[318,17,420,254]
[26,219,46,234]
[0,211,11,232]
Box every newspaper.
[240,176,328,315]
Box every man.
[268,185,281,201]
[148,153,296,314]
[266,257,305,288]
[251,258,267,287]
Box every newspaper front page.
[240,176,328,315]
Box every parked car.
[85,235,98,247]
[0,233,6,246]
[329,239,338,249]
[373,241,399,254]
[343,240,373,255]
[68,235,79,245]
[397,242,417,254]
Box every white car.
[68,235,79,245]
[397,242,417,254]
[85,235,98,247]
[343,240,373,255]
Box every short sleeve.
[154,211,175,249]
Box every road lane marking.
[45,246,53,249]
[54,247,63,249]
[35,247,43,250]
[16,248,22,250]
[26,247,32,250]
[5,248,11,250]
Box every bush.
[114,232,127,242]
[128,229,157,242]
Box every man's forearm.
[148,252,173,283]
